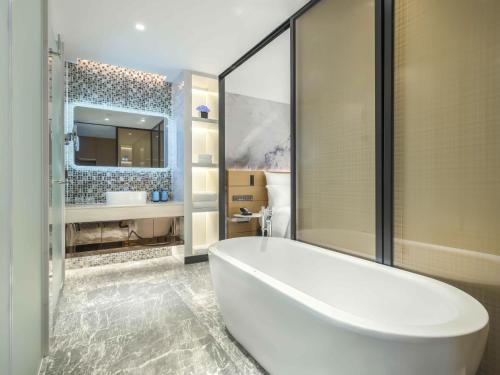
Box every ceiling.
[49,0,309,78]
[225,29,290,103]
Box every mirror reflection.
[74,106,166,168]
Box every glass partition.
[295,0,376,259]
[49,37,65,333]
[394,1,500,373]
[223,30,291,239]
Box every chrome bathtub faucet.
[261,208,272,237]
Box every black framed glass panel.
[295,0,377,259]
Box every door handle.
[53,179,66,184]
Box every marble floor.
[41,255,266,374]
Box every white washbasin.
[105,191,147,206]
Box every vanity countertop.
[65,201,184,223]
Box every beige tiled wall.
[394,1,500,373]
[295,0,376,259]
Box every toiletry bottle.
[161,190,168,202]
[152,191,160,202]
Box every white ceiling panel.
[49,0,309,78]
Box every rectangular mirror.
[74,106,167,168]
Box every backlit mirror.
[74,106,167,168]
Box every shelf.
[192,162,218,169]
[192,206,218,213]
[192,117,218,124]
[192,79,218,94]
[188,73,219,259]
[192,120,218,132]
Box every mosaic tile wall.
[65,60,173,204]
[65,167,172,204]
[67,60,172,115]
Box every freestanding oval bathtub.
[209,237,489,375]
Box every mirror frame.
[66,102,171,171]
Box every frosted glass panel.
[394,1,500,373]
[49,47,65,333]
[296,0,376,259]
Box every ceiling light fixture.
[104,118,110,121]
[135,23,146,31]
[140,118,146,122]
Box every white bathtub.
[209,237,489,375]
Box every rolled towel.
[198,154,213,164]
[193,192,217,202]
[193,201,218,209]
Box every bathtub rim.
[209,237,489,342]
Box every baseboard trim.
[184,254,208,264]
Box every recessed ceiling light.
[104,118,110,121]
[128,132,132,136]
[135,23,146,31]
[140,118,146,122]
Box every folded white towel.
[193,201,218,209]
[193,192,217,202]
[198,154,213,164]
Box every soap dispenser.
[152,191,160,202]
[161,190,168,202]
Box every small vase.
[200,111,208,119]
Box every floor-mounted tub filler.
[209,237,488,375]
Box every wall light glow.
[192,88,218,96]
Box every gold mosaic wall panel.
[394,1,500,373]
[295,0,376,259]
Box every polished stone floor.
[41,255,266,374]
